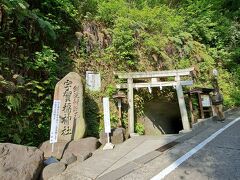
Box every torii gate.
[115,67,195,135]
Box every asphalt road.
[121,111,240,180]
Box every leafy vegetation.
[0,0,77,145]
[0,0,239,144]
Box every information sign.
[103,97,111,133]
[50,100,61,143]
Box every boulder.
[42,162,66,180]
[77,151,92,162]
[40,137,99,162]
[63,137,100,158]
[0,143,44,180]
[39,140,69,159]
[111,128,126,144]
[60,153,77,165]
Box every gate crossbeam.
[116,80,193,89]
[116,67,194,79]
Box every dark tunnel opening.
[140,90,183,135]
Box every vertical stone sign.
[53,72,85,141]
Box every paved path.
[51,134,180,180]
[121,109,240,180]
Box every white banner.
[103,97,111,133]
[50,100,61,143]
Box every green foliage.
[110,114,119,128]
[112,17,136,64]
[50,0,78,18]
[134,94,145,118]
[106,84,117,97]
[97,0,127,25]
[135,122,145,135]
[98,2,185,70]
[28,46,59,77]
[0,0,76,146]
[6,94,23,112]
[84,92,100,137]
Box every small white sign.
[50,100,61,143]
[103,97,111,133]
[86,71,101,91]
[201,95,211,107]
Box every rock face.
[0,143,44,180]
[42,162,66,180]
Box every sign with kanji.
[50,100,61,143]
[86,71,101,91]
[53,72,86,141]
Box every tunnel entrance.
[115,67,194,135]
[139,90,183,135]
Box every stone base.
[103,143,114,150]
[99,128,126,145]
[179,129,192,134]
[112,128,126,144]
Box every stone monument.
[53,72,85,141]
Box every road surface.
[121,111,240,180]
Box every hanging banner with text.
[103,97,111,133]
[50,100,61,143]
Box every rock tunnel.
[139,90,183,135]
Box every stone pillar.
[175,76,191,131]
[197,93,204,119]
[188,93,195,123]
[127,78,134,134]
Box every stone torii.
[115,67,195,135]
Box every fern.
[6,94,23,112]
